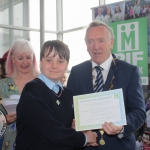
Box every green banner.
[110,17,148,85]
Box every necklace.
[51,87,62,106]
[92,58,117,146]
[99,129,105,145]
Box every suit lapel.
[103,59,117,91]
[83,61,93,93]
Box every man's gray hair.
[85,21,114,41]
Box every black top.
[16,78,85,150]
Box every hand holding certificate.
[73,88,126,131]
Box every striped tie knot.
[94,66,104,92]
[95,66,103,73]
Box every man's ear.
[110,39,114,50]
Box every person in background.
[136,135,144,150]
[145,98,150,134]
[16,40,98,150]
[143,134,150,149]
[143,98,150,129]
[112,4,124,22]
[129,6,134,19]
[95,7,105,23]
[0,39,39,150]
[0,50,9,150]
[125,4,130,20]
[143,134,146,141]
[142,5,147,17]
[104,7,112,25]
[114,4,122,13]
[133,0,141,18]
[60,73,67,86]
[0,50,9,79]
[67,21,146,150]
[146,98,150,111]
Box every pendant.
[109,83,113,90]
[99,129,105,145]
[56,100,60,105]
[99,139,105,145]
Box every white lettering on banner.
[117,22,139,52]
[141,77,148,85]
[139,67,143,74]
[132,52,143,65]
[111,18,148,85]
[115,51,143,65]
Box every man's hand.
[102,122,123,135]
[71,119,98,146]
[6,113,17,124]
[84,130,98,146]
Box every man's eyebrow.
[87,38,105,41]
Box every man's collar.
[92,55,113,72]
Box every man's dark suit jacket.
[67,57,146,150]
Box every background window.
[0,0,9,24]
[105,0,122,4]
[29,0,40,29]
[45,0,56,31]
[63,0,99,30]
[14,2,23,26]
[63,29,90,70]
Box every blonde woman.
[0,39,39,150]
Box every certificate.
[73,88,126,131]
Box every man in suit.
[67,21,146,150]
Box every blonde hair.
[6,39,39,78]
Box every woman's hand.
[5,113,17,124]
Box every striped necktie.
[94,66,104,92]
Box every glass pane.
[30,31,40,66]
[0,28,24,55]
[0,0,29,27]
[14,1,23,26]
[29,0,40,29]
[45,0,56,31]
[0,28,10,55]
[63,30,90,70]
[0,28,40,68]
[45,33,57,42]
[63,0,99,30]
[105,0,121,4]
[0,0,9,24]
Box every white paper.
[74,89,126,131]
[10,95,20,99]
[1,95,20,113]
